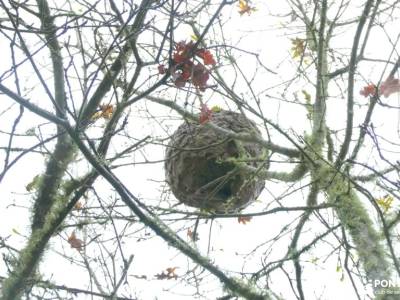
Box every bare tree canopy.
[0,0,400,299]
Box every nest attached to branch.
[165,110,265,212]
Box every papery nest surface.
[165,110,265,212]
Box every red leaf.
[197,49,216,65]
[175,41,190,53]
[360,84,376,97]
[173,41,195,64]
[173,53,186,64]
[170,41,214,91]
[181,65,192,80]
[380,77,400,98]
[199,104,213,124]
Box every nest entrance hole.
[182,155,238,201]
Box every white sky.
[1,0,400,299]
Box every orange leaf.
[99,104,114,119]
[91,104,114,120]
[67,232,84,251]
[155,267,178,280]
[73,201,83,211]
[238,0,256,16]
[166,267,177,275]
[238,216,252,224]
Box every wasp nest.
[165,110,265,212]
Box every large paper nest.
[165,110,265,212]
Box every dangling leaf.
[99,104,114,119]
[169,41,216,91]
[238,216,252,224]
[211,105,222,113]
[155,267,179,280]
[190,34,199,42]
[197,49,216,66]
[91,104,114,121]
[199,104,213,124]
[376,195,394,213]
[73,201,83,211]
[360,84,377,97]
[158,64,166,74]
[238,0,257,16]
[67,232,84,251]
[291,38,306,59]
[187,228,200,241]
[301,90,311,102]
[380,77,400,98]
